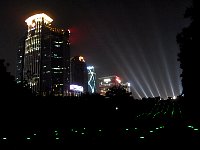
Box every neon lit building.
[98,75,131,96]
[70,56,88,93]
[16,13,70,96]
[87,66,96,93]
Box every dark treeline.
[177,0,199,119]
[1,94,160,127]
[1,58,188,146]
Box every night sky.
[0,0,192,99]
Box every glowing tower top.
[25,13,53,26]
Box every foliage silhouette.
[0,59,33,98]
[177,1,194,99]
[105,85,132,98]
[176,0,199,118]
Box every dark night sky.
[0,0,192,99]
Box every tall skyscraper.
[70,56,88,93]
[16,13,70,96]
[87,66,96,93]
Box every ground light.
[187,125,194,128]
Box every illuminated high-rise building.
[98,75,122,95]
[70,56,88,93]
[87,66,96,93]
[98,75,131,96]
[16,13,70,96]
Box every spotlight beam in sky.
[135,44,162,98]
[103,35,146,99]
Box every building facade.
[87,66,96,93]
[98,75,122,96]
[16,13,70,96]
[70,56,88,93]
[98,75,131,96]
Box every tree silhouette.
[105,85,132,98]
[176,0,199,118]
[0,59,16,95]
[0,59,33,97]
[177,1,195,99]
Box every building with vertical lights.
[70,56,88,93]
[98,75,131,96]
[87,66,96,93]
[16,37,25,85]
[16,13,70,96]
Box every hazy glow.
[139,53,161,97]
[162,55,176,99]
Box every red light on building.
[116,76,121,83]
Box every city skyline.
[0,0,193,99]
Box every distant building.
[98,75,131,96]
[121,82,131,93]
[87,66,96,93]
[98,75,122,95]
[16,13,70,96]
[16,37,25,85]
[70,56,88,93]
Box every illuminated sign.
[87,66,94,70]
[104,78,111,83]
[70,85,83,92]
